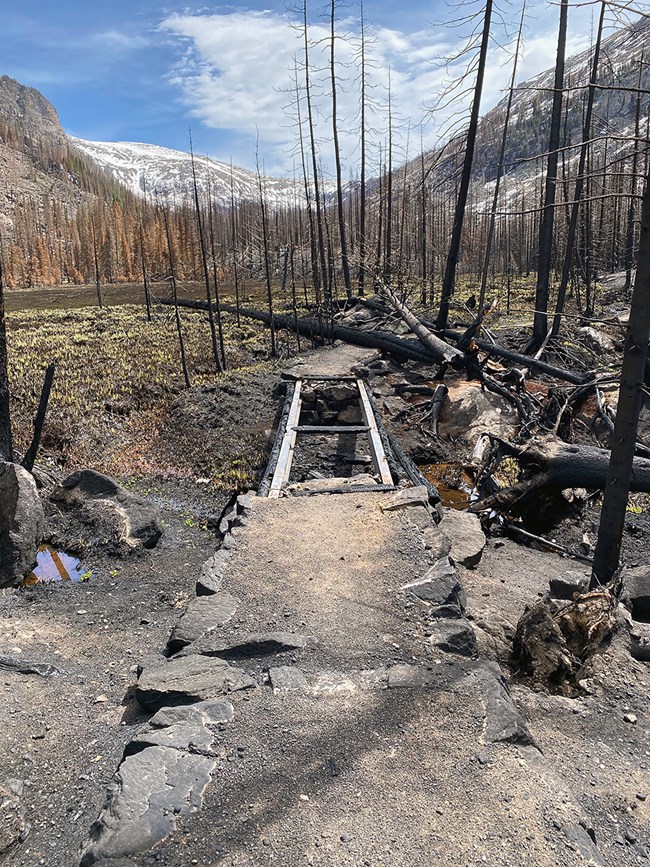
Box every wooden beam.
[257,382,296,498]
[290,484,397,495]
[357,378,393,485]
[268,380,303,498]
[293,425,369,434]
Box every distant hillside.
[70,139,301,208]
[471,15,650,183]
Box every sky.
[2,0,612,176]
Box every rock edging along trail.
[77,476,595,867]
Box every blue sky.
[4,0,599,174]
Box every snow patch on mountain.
[69,137,302,207]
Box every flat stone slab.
[439,508,486,568]
[179,631,315,659]
[149,700,234,729]
[136,655,255,711]
[381,486,429,512]
[269,666,310,693]
[79,746,215,865]
[475,664,536,747]
[167,592,239,653]
[126,721,215,755]
[428,619,478,657]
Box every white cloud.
[91,29,151,52]
[158,3,610,176]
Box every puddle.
[420,462,475,510]
[22,546,89,587]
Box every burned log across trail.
[157,298,433,365]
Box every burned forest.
[0,1,649,865]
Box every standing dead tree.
[591,162,650,586]
[436,0,494,331]
[531,0,567,348]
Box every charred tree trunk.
[22,362,55,473]
[436,0,493,331]
[532,0,567,347]
[163,207,190,389]
[551,0,604,337]
[591,165,650,585]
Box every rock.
[337,405,363,424]
[136,655,255,711]
[179,631,315,660]
[623,713,637,724]
[403,558,466,618]
[422,526,452,560]
[0,654,64,677]
[475,664,536,747]
[0,784,28,856]
[79,746,215,865]
[562,824,605,866]
[549,571,589,600]
[196,549,231,596]
[149,699,234,729]
[428,619,478,657]
[269,666,309,693]
[387,664,432,689]
[466,603,516,664]
[439,508,486,568]
[50,469,161,552]
[621,565,650,621]
[381,486,430,512]
[576,326,615,354]
[0,462,44,588]
[167,593,239,654]
[438,381,518,449]
[125,721,215,756]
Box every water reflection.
[22,546,88,587]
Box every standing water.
[22,545,89,587]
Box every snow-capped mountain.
[69,137,302,208]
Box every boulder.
[439,508,486,568]
[50,470,161,552]
[438,380,518,450]
[575,326,615,354]
[621,565,650,622]
[136,654,255,711]
[0,462,44,587]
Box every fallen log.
[157,298,433,365]
[472,436,650,511]
[352,296,592,385]
[377,285,466,366]
[444,329,592,385]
